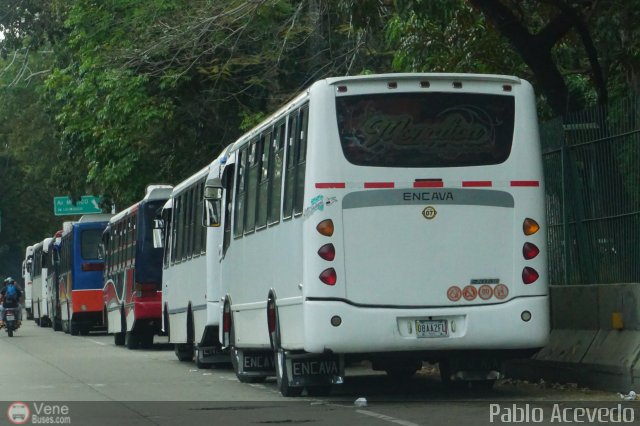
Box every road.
[0,321,632,426]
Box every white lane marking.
[356,409,421,426]
[89,339,106,346]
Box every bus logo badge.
[422,206,437,220]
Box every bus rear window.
[336,92,514,167]
[81,229,103,260]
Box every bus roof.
[78,214,114,223]
[323,73,523,86]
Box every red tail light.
[267,304,276,333]
[522,242,540,260]
[523,218,540,235]
[223,309,231,333]
[319,268,337,286]
[316,219,334,237]
[222,302,231,347]
[522,267,539,284]
[82,262,104,272]
[318,244,336,261]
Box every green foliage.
[1,0,640,275]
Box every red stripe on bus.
[511,180,540,187]
[413,181,444,188]
[315,183,346,189]
[364,182,395,188]
[462,181,492,187]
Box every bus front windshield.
[336,92,515,168]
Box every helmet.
[3,277,14,284]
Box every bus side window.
[268,120,286,225]
[234,148,247,238]
[222,164,235,256]
[256,131,271,229]
[283,111,299,219]
[245,138,260,234]
[294,105,308,215]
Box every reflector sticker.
[478,285,493,300]
[494,284,509,299]
[463,285,477,301]
[447,286,462,302]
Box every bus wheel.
[140,333,154,349]
[114,309,126,346]
[126,332,140,349]
[275,349,303,397]
[114,331,125,346]
[306,385,332,396]
[69,321,79,336]
[175,344,194,362]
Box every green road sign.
[54,196,103,216]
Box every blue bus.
[58,215,112,335]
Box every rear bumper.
[303,296,549,354]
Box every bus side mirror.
[153,219,165,249]
[203,186,223,228]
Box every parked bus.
[203,73,550,396]
[31,237,53,327]
[102,185,172,349]
[47,229,64,331]
[159,154,229,367]
[22,245,34,320]
[58,215,112,335]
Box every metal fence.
[542,97,640,285]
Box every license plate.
[415,319,448,338]
[6,314,14,321]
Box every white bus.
[160,152,229,367]
[31,237,53,327]
[204,73,549,396]
[22,245,35,320]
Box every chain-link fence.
[542,97,640,285]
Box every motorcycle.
[4,308,20,337]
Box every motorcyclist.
[0,277,22,328]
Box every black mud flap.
[232,349,275,382]
[284,352,345,388]
[196,345,230,367]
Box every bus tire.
[140,332,154,349]
[53,316,62,331]
[114,308,126,346]
[175,344,194,362]
[69,321,79,336]
[275,349,302,397]
[126,332,140,349]
[306,385,332,396]
[114,332,125,346]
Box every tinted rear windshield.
[81,229,103,260]
[336,92,515,167]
